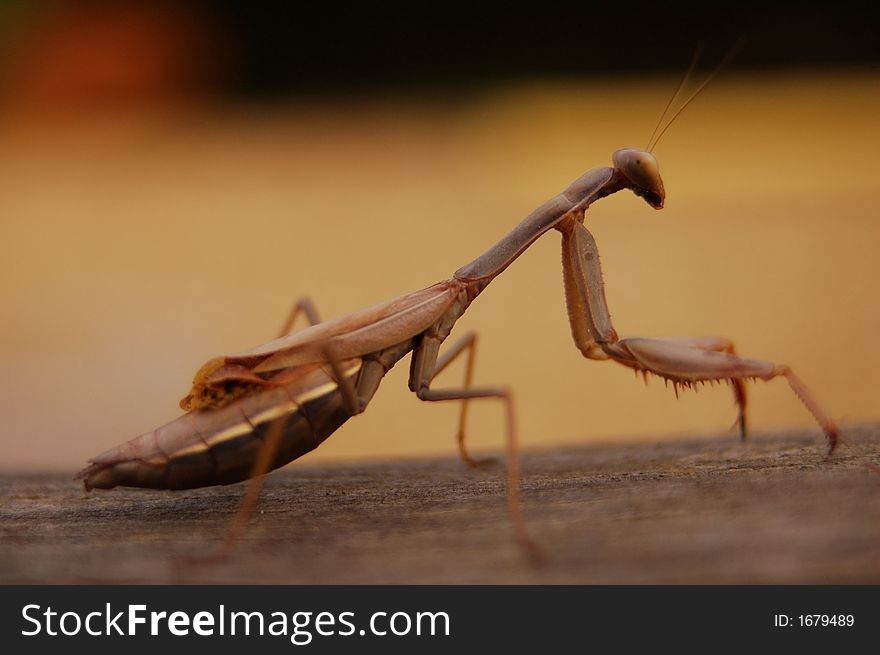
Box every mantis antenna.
[645,45,703,151]
[648,40,746,153]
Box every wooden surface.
[2,427,879,584]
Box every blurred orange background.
[1,3,878,472]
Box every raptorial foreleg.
[603,336,838,451]
[558,218,840,452]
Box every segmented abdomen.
[79,360,362,490]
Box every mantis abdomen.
[81,360,365,490]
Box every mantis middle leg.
[558,216,841,453]
[409,330,540,560]
[427,332,498,468]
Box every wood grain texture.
[2,427,879,584]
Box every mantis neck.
[453,166,623,284]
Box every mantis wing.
[227,280,461,372]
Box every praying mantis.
[78,68,841,559]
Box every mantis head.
[615,44,738,212]
[612,148,665,210]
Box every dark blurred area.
[214,1,880,94]
[0,0,877,111]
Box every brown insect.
[78,64,840,558]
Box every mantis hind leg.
[185,298,366,566]
[186,349,374,567]
[277,297,322,337]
